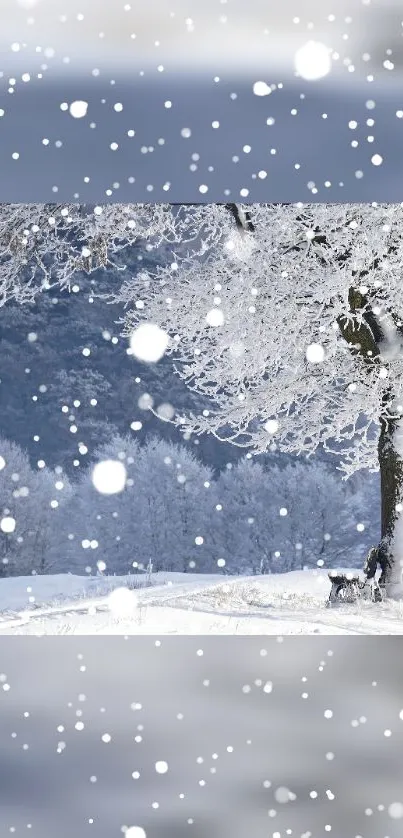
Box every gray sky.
[0,74,402,203]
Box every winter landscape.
[1,202,403,634]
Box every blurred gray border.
[1,0,403,201]
[0,637,403,838]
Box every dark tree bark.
[377,413,403,593]
[223,205,403,597]
[335,290,403,595]
[225,204,255,233]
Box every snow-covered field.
[1,568,403,634]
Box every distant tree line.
[0,434,379,579]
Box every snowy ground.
[1,568,403,634]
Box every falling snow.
[0,3,400,198]
[69,100,88,119]
[91,460,127,495]
[294,41,332,81]
[129,323,170,363]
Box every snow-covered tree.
[116,203,403,597]
[346,470,381,558]
[62,435,217,576]
[0,203,220,307]
[211,458,360,575]
[276,462,359,571]
[2,202,402,595]
[134,437,218,572]
[212,460,287,575]
[0,438,72,575]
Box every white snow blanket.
[1,569,403,634]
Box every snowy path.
[1,570,403,634]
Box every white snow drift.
[1,569,403,635]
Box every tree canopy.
[117,203,403,478]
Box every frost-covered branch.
[0,203,228,308]
[116,203,403,476]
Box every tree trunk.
[378,415,403,597]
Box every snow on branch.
[5,201,403,477]
[116,203,403,475]
[0,203,227,308]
